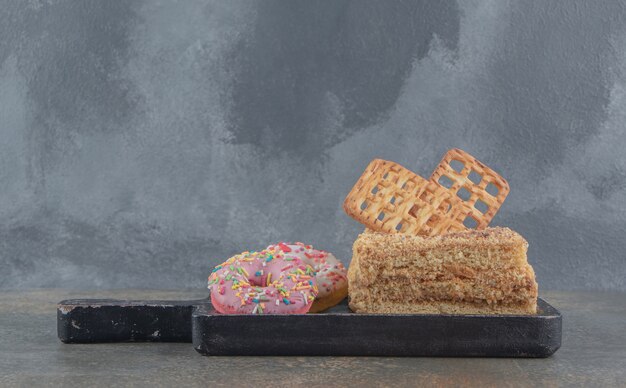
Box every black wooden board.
[192,298,561,357]
[58,298,209,343]
[58,297,561,357]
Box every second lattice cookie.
[430,148,509,230]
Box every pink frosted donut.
[266,242,348,312]
[208,246,318,314]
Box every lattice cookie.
[343,159,466,236]
[430,148,510,230]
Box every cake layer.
[347,298,537,315]
[348,227,538,314]
[349,274,536,305]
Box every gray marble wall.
[1,0,625,290]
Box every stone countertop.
[0,290,624,387]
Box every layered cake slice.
[348,227,538,314]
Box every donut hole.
[245,268,277,287]
[247,277,263,287]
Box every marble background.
[1,0,625,290]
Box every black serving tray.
[58,298,561,357]
[192,298,561,357]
